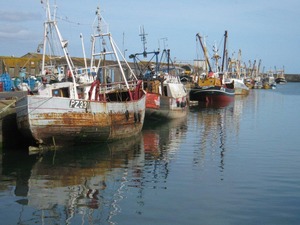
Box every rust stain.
[21,110,144,146]
[36,111,143,126]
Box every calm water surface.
[1,83,300,225]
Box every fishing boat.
[189,32,234,106]
[275,68,287,84]
[225,78,249,95]
[262,70,276,89]
[15,1,146,149]
[189,72,235,106]
[225,50,250,95]
[129,27,188,120]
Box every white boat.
[225,49,250,95]
[143,70,188,120]
[130,28,188,120]
[253,77,263,89]
[275,69,287,84]
[15,1,146,149]
[225,78,250,95]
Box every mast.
[41,0,51,74]
[251,60,256,78]
[129,26,160,76]
[237,49,242,77]
[41,0,78,97]
[80,33,88,73]
[221,30,228,73]
[91,6,134,99]
[212,43,220,72]
[139,25,148,58]
[196,33,212,72]
[257,59,261,77]
[167,49,170,73]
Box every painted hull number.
[69,100,89,109]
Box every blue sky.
[0,0,299,74]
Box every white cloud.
[0,11,40,22]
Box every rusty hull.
[16,95,146,147]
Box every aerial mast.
[139,25,148,58]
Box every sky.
[0,0,299,74]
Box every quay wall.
[285,74,300,82]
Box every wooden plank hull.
[16,94,146,147]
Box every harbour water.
[1,82,300,225]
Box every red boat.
[189,84,235,107]
[190,31,234,107]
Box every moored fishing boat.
[262,70,276,89]
[143,71,188,120]
[275,68,287,84]
[225,78,249,95]
[130,27,188,120]
[253,77,263,89]
[252,59,262,89]
[189,72,235,106]
[15,1,146,149]
[189,32,234,106]
[225,49,250,95]
[244,78,254,89]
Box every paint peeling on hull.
[16,95,146,147]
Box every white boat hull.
[16,94,146,146]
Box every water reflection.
[1,140,141,224]
[189,97,245,177]
[195,99,234,109]
[142,117,188,184]
[136,117,188,215]
[143,117,188,160]
[0,117,187,224]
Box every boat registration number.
[69,100,89,109]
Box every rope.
[0,101,16,117]
[14,95,55,116]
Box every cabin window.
[52,87,70,97]
[52,89,62,97]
